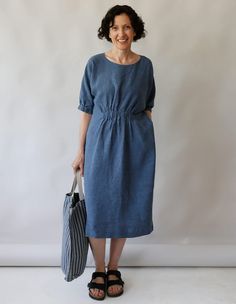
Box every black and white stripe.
[61,173,89,282]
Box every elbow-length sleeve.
[144,61,156,112]
[78,59,94,114]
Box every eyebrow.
[111,24,131,27]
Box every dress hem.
[85,226,154,239]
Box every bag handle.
[70,171,85,200]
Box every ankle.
[107,263,118,271]
[95,264,106,273]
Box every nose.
[118,28,125,36]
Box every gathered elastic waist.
[93,110,145,120]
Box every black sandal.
[87,271,107,301]
[106,269,125,297]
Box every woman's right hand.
[72,152,85,176]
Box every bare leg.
[107,238,127,295]
[88,237,106,299]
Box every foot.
[106,268,124,297]
[88,271,106,300]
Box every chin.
[116,44,132,50]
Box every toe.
[89,289,94,296]
[91,289,96,296]
[116,286,121,293]
[96,289,102,296]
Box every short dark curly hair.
[98,5,146,42]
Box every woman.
[72,4,156,300]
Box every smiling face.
[109,13,136,51]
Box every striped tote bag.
[61,172,89,282]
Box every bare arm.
[72,111,92,175]
[77,112,92,154]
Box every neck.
[110,48,133,62]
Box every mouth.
[117,39,128,43]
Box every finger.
[73,166,79,174]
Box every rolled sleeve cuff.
[78,104,93,114]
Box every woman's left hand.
[144,110,152,121]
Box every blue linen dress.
[78,52,156,238]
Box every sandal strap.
[91,271,106,280]
[87,271,107,291]
[87,281,106,292]
[106,270,124,287]
[107,279,124,288]
[106,269,121,278]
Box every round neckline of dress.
[103,53,143,66]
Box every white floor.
[0,267,235,304]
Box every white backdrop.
[0,0,236,266]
